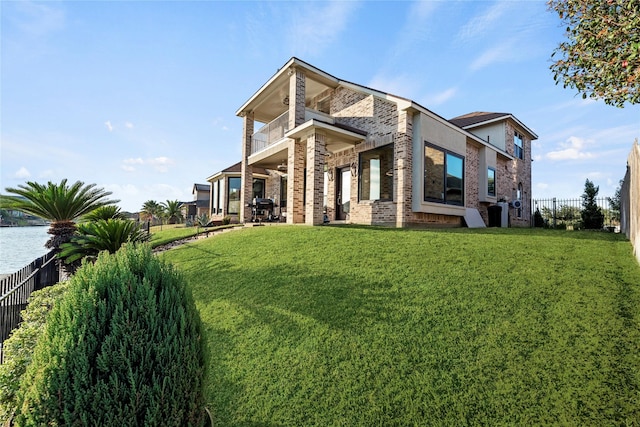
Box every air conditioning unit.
[512,200,522,209]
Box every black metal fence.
[531,197,617,230]
[0,251,58,363]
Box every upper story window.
[487,167,496,197]
[424,142,464,206]
[359,144,394,201]
[514,131,524,160]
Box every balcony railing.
[251,110,289,154]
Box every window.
[514,131,524,160]
[359,144,394,201]
[424,143,464,206]
[252,178,265,200]
[227,177,241,214]
[216,181,221,214]
[487,167,496,197]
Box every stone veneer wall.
[504,121,532,227]
[324,86,463,227]
[465,143,483,222]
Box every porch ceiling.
[237,58,339,124]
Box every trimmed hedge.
[13,244,208,426]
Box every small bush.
[0,283,68,424]
[13,244,208,426]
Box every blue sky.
[2,0,638,212]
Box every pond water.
[0,226,50,274]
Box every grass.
[161,226,640,426]
[149,223,240,248]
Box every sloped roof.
[449,112,510,128]
[193,183,209,192]
[207,162,269,182]
[449,111,538,139]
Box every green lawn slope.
[161,226,640,426]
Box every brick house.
[181,183,211,221]
[208,57,537,227]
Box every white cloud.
[121,165,136,172]
[367,73,418,98]
[123,157,144,165]
[469,40,516,71]
[15,166,31,179]
[104,120,114,132]
[425,87,458,106]
[125,122,134,129]
[536,183,549,190]
[546,136,595,161]
[148,156,174,173]
[456,1,510,43]
[11,1,65,38]
[289,1,359,56]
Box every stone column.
[306,132,326,225]
[287,139,306,224]
[288,67,306,130]
[395,110,413,227]
[240,111,254,223]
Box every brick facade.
[230,58,535,229]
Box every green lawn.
[161,226,640,426]
[149,224,239,248]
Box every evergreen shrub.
[13,244,208,426]
[0,283,68,424]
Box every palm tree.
[82,205,127,222]
[161,199,184,224]
[0,180,117,279]
[58,219,149,265]
[140,200,163,225]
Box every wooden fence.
[0,251,58,363]
[531,197,617,230]
[621,140,640,264]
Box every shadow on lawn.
[325,223,628,242]
[195,262,422,425]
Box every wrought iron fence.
[531,197,618,230]
[0,251,58,363]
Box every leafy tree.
[58,219,149,265]
[140,200,164,225]
[533,208,545,227]
[548,0,640,107]
[162,199,184,224]
[82,205,127,222]
[581,179,605,229]
[607,179,623,222]
[0,180,117,252]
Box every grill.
[249,198,279,222]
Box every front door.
[336,167,351,220]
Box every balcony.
[251,108,339,156]
[251,110,289,154]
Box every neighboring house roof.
[193,183,209,192]
[180,200,209,208]
[207,162,269,181]
[449,112,538,140]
